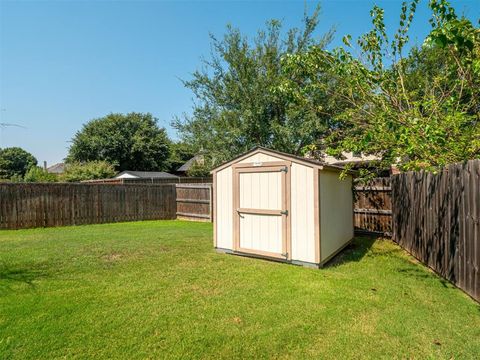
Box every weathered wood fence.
[175,184,212,221]
[354,178,392,236]
[83,177,212,185]
[0,183,176,229]
[391,160,480,302]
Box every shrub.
[23,167,58,182]
[61,161,116,182]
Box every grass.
[0,220,479,359]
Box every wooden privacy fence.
[354,178,392,236]
[391,160,480,302]
[0,183,176,229]
[175,184,212,221]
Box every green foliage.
[0,147,37,179]
[60,161,116,182]
[165,142,195,173]
[68,113,170,172]
[23,167,58,183]
[174,6,335,166]
[186,160,211,177]
[281,0,480,173]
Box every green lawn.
[0,221,479,359]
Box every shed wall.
[238,153,281,163]
[215,167,233,249]
[290,163,316,263]
[320,172,354,262]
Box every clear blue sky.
[1,0,478,165]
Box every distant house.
[321,152,380,166]
[46,163,65,174]
[176,155,204,176]
[312,151,394,176]
[114,171,178,180]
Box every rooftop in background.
[46,163,65,174]
[177,155,204,173]
[115,171,178,179]
[319,152,380,166]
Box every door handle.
[280,210,288,215]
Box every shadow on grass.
[396,266,450,287]
[0,263,50,296]
[324,236,377,268]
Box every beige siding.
[290,162,316,263]
[320,171,354,262]
[215,167,233,249]
[239,153,281,163]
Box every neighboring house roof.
[177,155,204,172]
[320,152,380,166]
[210,146,354,174]
[114,171,179,179]
[46,163,65,174]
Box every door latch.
[280,166,288,173]
[280,210,288,215]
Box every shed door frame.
[232,161,291,260]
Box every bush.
[23,167,58,182]
[186,160,211,177]
[61,161,116,182]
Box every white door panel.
[239,171,282,210]
[239,213,283,253]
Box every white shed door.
[233,162,290,259]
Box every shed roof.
[115,171,179,179]
[210,146,353,174]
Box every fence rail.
[391,160,480,302]
[0,183,176,229]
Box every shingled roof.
[114,171,179,179]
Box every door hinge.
[280,166,288,173]
[280,210,288,216]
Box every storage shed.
[211,147,354,267]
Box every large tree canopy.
[0,147,37,179]
[282,0,480,173]
[173,6,335,166]
[68,113,170,171]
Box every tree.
[282,0,480,173]
[165,141,195,173]
[68,113,171,171]
[173,6,335,166]
[60,161,116,182]
[0,147,37,179]
[186,158,211,177]
[24,167,58,182]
